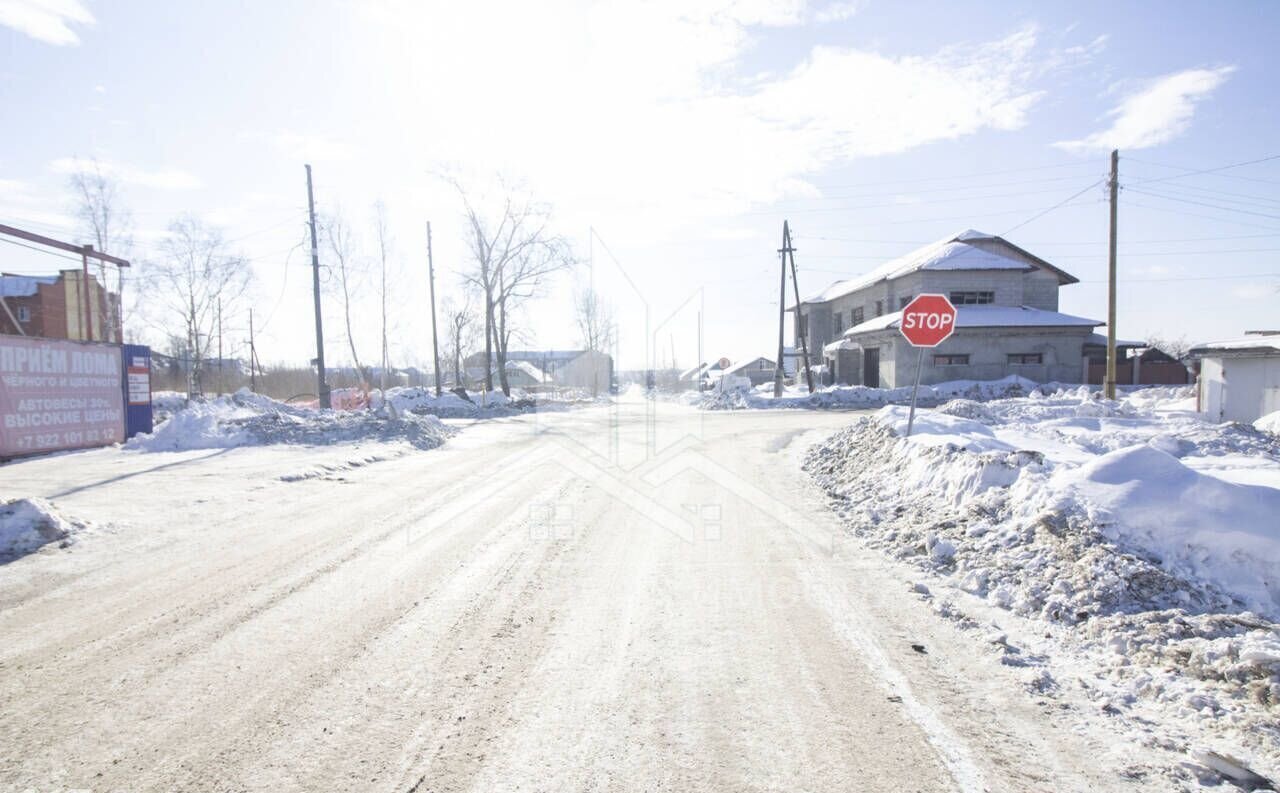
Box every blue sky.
[1,1,1277,370]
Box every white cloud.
[49,157,203,190]
[811,1,861,23]
[0,0,92,45]
[353,4,1051,246]
[1055,66,1235,153]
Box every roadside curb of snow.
[804,414,1280,788]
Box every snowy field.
[806,386,1280,787]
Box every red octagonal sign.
[899,293,957,347]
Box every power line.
[1123,200,1280,232]
[814,159,1102,190]
[1001,179,1107,236]
[1078,272,1280,283]
[780,171,1106,202]
[1126,153,1280,187]
[1125,188,1280,221]
[746,180,1105,215]
[800,231,1280,246]
[0,235,85,264]
[796,247,1280,262]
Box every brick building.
[0,269,121,342]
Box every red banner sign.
[0,336,125,457]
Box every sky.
[1,0,1278,372]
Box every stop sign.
[899,293,957,347]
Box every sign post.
[898,293,958,437]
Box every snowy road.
[1,401,1147,792]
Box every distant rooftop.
[800,230,1076,306]
[843,305,1101,337]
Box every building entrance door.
[863,347,879,388]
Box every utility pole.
[774,225,788,397]
[216,297,223,395]
[80,245,93,342]
[427,221,442,397]
[249,308,257,393]
[1105,149,1119,400]
[305,164,331,409]
[783,221,815,393]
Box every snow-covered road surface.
[0,402,1169,791]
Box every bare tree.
[1147,334,1191,362]
[320,211,368,386]
[148,216,251,397]
[67,158,133,341]
[441,296,479,388]
[451,179,574,395]
[574,287,615,396]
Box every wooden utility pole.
[427,221,442,397]
[783,221,815,393]
[774,225,788,397]
[305,165,331,409]
[80,245,93,341]
[249,308,257,393]
[216,297,223,395]
[1105,150,1119,400]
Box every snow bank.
[127,389,454,453]
[806,388,1280,779]
[1056,445,1280,617]
[1258,410,1280,437]
[1,497,86,560]
[698,374,1039,410]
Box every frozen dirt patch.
[0,497,90,561]
[126,389,455,453]
[804,388,1280,787]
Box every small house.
[1189,333,1280,423]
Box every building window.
[949,290,994,305]
[799,315,808,338]
[851,306,864,325]
[874,300,884,317]
[16,306,30,322]
[1008,353,1043,365]
[833,312,843,335]
[899,296,911,309]
[933,354,970,366]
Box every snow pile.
[385,387,494,418]
[1258,410,1280,437]
[127,389,454,452]
[1,497,86,560]
[699,375,1038,410]
[805,389,1280,777]
[150,391,190,423]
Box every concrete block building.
[794,230,1103,387]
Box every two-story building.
[793,230,1103,387]
[1,269,121,342]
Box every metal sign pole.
[906,346,925,438]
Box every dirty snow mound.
[127,389,455,452]
[1,497,88,560]
[805,393,1280,781]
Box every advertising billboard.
[0,336,125,458]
